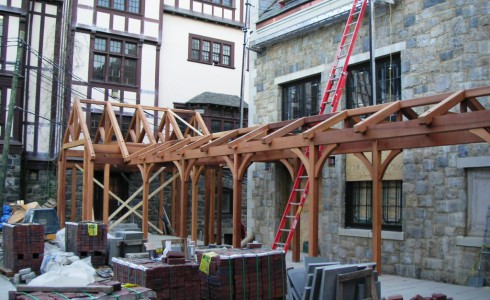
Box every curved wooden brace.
[184,159,197,180]
[238,153,254,180]
[173,161,184,179]
[353,152,374,179]
[291,148,311,176]
[315,144,338,178]
[223,155,234,175]
[280,158,295,180]
[380,149,402,179]
[469,128,490,144]
[192,165,205,182]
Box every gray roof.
[186,92,248,109]
[258,0,311,22]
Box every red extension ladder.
[272,0,369,252]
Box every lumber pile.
[2,223,44,273]
[65,221,107,267]
[9,280,156,300]
[112,257,201,300]
[197,249,287,300]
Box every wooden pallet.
[0,265,14,277]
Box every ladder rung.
[289,202,300,206]
[294,188,306,192]
[275,242,285,246]
[299,176,308,179]
[286,215,295,218]
[280,229,291,232]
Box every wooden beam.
[177,135,214,155]
[191,166,204,241]
[354,101,401,133]
[227,124,269,149]
[209,169,216,244]
[217,168,223,244]
[469,128,490,144]
[262,118,305,144]
[308,143,319,257]
[71,166,77,222]
[418,90,465,125]
[372,141,383,275]
[302,111,347,139]
[105,102,129,158]
[201,130,240,152]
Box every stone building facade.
[247,0,490,284]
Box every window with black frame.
[345,180,403,231]
[282,76,321,121]
[346,54,401,109]
[97,0,140,14]
[92,37,138,86]
[188,34,234,68]
[202,0,233,8]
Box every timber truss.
[57,86,490,269]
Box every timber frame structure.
[57,86,490,271]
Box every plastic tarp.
[0,204,13,230]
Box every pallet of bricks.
[112,257,201,300]
[196,249,287,300]
[2,223,44,274]
[65,221,107,267]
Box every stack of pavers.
[196,248,287,300]
[2,223,44,273]
[112,257,201,300]
[65,221,107,267]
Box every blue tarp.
[0,204,13,230]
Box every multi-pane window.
[282,76,321,120]
[92,37,138,86]
[97,0,140,14]
[346,54,401,109]
[345,180,403,231]
[189,34,234,68]
[203,0,233,7]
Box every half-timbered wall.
[69,0,162,107]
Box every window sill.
[338,228,404,241]
[456,236,484,248]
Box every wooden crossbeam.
[157,138,191,158]
[418,90,465,125]
[201,130,239,152]
[227,124,269,149]
[262,118,305,144]
[302,111,348,139]
[354,101,401,133]
[177,135,214,154]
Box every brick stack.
[65,221,107,267]
[196,249,287,300]
[2,223,44,273]
[112,257,201,300]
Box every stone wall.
[249,0,490,284]
[1,154,21,203]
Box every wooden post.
[159,172,165,233]
[372,141,383,274]
[103,164,110,225]
[209,168,216,244]
[171,169,178,235]
[217,168,223,245]
[191,166,201,242]
[308,144,320,257]
[71,166,77,222]
[56,151,67,228]
[141,165,151,240]
[204,169,211,245]
[82,150,94,221]
[232,175,243,248]
[180,179,189,239]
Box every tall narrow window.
[92,37,138,86]
[188,34,234,68]
[346,54,401,109]
[282,76,321,120]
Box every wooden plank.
[70,166,77,222]
[209,169,216,244]
[137,106,157,144]
[103,164,110,224]
[16,285,117,293]
[105,102,130,158]
[372,141,383,275]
